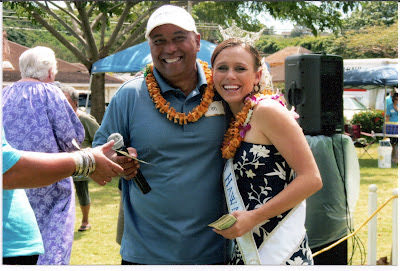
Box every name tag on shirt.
[205,101,225,117]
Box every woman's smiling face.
[212,46,261,109]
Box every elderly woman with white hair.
[2,46,84,265]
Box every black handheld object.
[107,133,151,194]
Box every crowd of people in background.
[3,45,86,264]
[2,32,123,265]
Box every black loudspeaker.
[285,53,343,136]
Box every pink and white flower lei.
[239,93,299,138]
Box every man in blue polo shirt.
[93,5,229,265]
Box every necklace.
[221,93,285,159]
[221,98,252,159]
[145,60,215,125]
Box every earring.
[254,84,259,92]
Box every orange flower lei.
[221,92,283,159]
[221,98,253,159]
[144,60,215,125]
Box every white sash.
[223,158,261,265]
[257,201,306,264]
[223,158,307,265]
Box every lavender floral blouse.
[2,81,84,265]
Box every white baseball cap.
[145,5,199,39]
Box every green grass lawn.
[70,178,121,265]
[70,142,398,265]
[346,142,398,265]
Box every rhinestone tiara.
[219,20,265,47]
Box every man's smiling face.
[148,24,200,84]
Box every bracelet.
[72,149,96,177]
[73,152,81,176]
[81,150,89,177]
[86,150,96,173]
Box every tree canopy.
[4,0,359,121]
[342,1,398,30]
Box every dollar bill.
[208,214,237,230]
[115,150,155,165]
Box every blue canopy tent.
[343,65,398,87]
[92,39,217,73]
[344,64,398,137]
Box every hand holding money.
[210,210,261,240]
[208,214,237,230]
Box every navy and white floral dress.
[229,142,313,265]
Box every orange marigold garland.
[221,92,287,160]
[144,60,215,125]
[221,98,252,159]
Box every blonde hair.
[19,46,58,81]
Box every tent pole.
[87,73,92,110]
[383,86,387,139]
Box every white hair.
[59,84,79,101]
[19,46,58,81]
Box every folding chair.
[344,124,377,158]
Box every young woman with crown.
[211,38,323,265]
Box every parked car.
[343,95,368,121]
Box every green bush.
[351,110,384,133]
